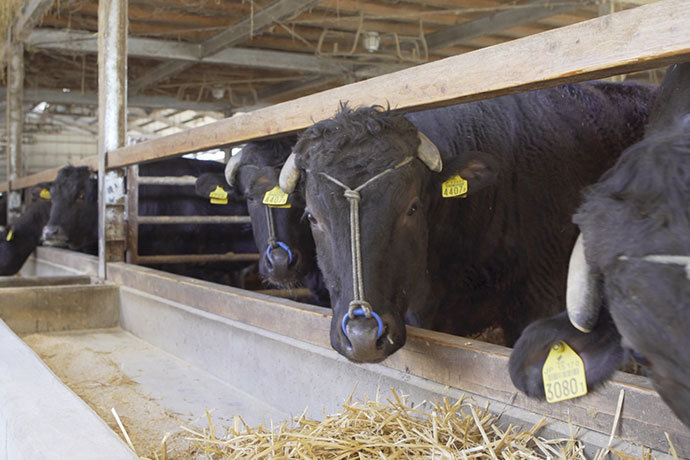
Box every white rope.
[319,156,414,319]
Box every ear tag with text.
[6,229,14,242]
[542,341,588,403]
[209,186,228,205]
[263,186,291,208]
[40,188,51,200]
[441,174,468,198]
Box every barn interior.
[1,0,689,458]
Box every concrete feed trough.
[0,247,688,458]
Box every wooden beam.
[5,36,24,224]
[3,0,689,191]
[425,0,591,50]
[13,0,56,41]
[14,87,232,112]
[97,0,128,277]
[28,29,406,80]
[131,0,324,93]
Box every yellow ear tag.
[262,186,291,208]
[209,186,228,205]
[40,188,51,200]
[441,174,468,198]
[542,341,588,403]
[6,229,14,242]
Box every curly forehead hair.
[294,104,418,173]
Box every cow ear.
[195,173,240,201]
[509,311,625,399]
[436,152,499,196]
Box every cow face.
[42,166,97,251]
[196,137,318,288]
[282,106,497,363]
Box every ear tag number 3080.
[441,174,468,198]
[263,186,291,208]
[209,186,228,205]
[542,341,588,403]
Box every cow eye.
[407,203,418,216]
[76,191,85,201]
[306,212,317,226]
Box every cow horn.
[224,151,244,187]
[279,152,300,194]
[417,131,442,172]
[566,234,601,333]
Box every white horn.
[224,151,244,187]
[279,152,300,194]
[417,131,442,172]
[566,233,601,333]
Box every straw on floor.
[182,389,591,460]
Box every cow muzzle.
[333,309,403,363]
[41,225,69,247]
[262,242,299,280]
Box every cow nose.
[41,225,68,246]
[339,309,395,363]
[264,242,298,273]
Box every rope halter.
[318,156,414,340]
[264,204,294,266]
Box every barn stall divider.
[1,0,690,457]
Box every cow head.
[42,166,97,251]
[195,137,319,288]
[280,105,498,362]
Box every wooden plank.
[98,259,690,456]
[136,215,252,225]
[3,0,690,191]
[135,253,260,264]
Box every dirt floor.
[24,332,198,458]
[22,329,283,459]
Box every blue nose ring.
[341,308,384,339]
[266,241,293,265]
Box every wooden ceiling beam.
[10,87,233,113]
[131,0,325,93]
[13,0,57,41]
[28,29,409,80]
[425,0,591,50]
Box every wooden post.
[97,0,127,278]
[126,165,139,265]
[5,31,24,224]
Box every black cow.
[0,186,52,276]
[279,81,656,363]
[42,158,258,286]
[195,138,329,306]
[510,63,690,427]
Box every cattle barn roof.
[0,0,667,183]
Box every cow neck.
[618,255,690,280]
[317,156,414,320]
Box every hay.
[182,389,590,460]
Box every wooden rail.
[1,0,689,192]
[126,164,258,266]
